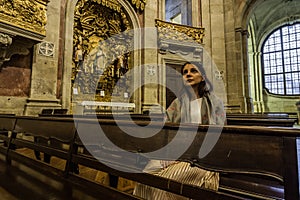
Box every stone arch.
[244,0,300,113]
[62,0,142,111]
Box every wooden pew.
[72,117,300,199]
[227,113,290,118]
[0,116,143,199]
[263,112,298,119]
[39,113,165,122]
[226,113,299,126]
[0,115,299,199]
[0,116,242,199]
[0,114,17,154]
[40,112,298,127]
[35,109,68,162]
[226,117,297,127]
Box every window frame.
[261,23,300,96]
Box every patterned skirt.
[133,161,219,200]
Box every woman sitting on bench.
[134,61,226,199]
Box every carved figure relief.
[72,0,133,102]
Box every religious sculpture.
[72,0,133,101]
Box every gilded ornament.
[129,0,146,11]
[155,19,205,44]
[72,0,133,102]
[0,0,48,36]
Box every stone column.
[141,1,161,114]
[252,51,264,112]
[201,0,227,105]
[24,0,62,115]
[235,27,253,113]
[191,0,201,26]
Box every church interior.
[0,0,300,199]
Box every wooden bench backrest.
[14,116,76,143]
[0,116,78,181]
[39,113,165,122]
[74,119,296,178]
[0,115,16,131]
[227,113,290,117]
[41,113,298,127]
[226,117,296,127]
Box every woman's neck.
[190,85,200,100]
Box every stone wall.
[0,0,297,115]
[263,89,299,113]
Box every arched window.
[262,23,300,95]
[165,0,191,25]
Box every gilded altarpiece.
[72,0,134,103]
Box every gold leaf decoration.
[130,0,146,11]
[0,0,48,36]
[90,0,122,12]
[155,19,205,44]
[72,0,133,102]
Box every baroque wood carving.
[0,0,48,36]
[72,0,134,102]
[155,19,204,57]
[155,19,204,44]
[129,0,146,11]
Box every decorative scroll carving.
[155,19,205,44]
[72,0,133,102]
[0,0,48,36]
[129,0,147,11]
[155,19,204,57]
[77,0,147,12]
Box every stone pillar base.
[245,97,254,113]
[24,98,61,116]
[226,95,253,114]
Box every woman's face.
[182,63,204,87]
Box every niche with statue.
[71,0,133,103]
